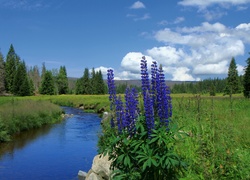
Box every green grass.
[0,98,63,142]
[1,94,249,179]
[171,95,250,179]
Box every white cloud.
[178,0,250,21]
[193,61,228,74]
[0,0,47,10]
[178,0,250,8]
[174,17,185,24]
[134,13,151,21]
[172,67,197,81]
[121,52,154,73]
[236,23,250,31]
[130,1,146,9]
[237,64,245,75]
[95,66,113,77]
[108,22,249,81]
[146,46,184,66]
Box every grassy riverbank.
[0,99,63,142]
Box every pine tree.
[0,51,5,94]
[13,61,31,96]
[5,44,20,93]
[57,66,68,94]
[75,77,84,94]
[41,62,46,79]
[82,68,90,94]
[28,65,41,94]
[243,54,250,98]
[225,57,240,95]
[96,70,106,94]
[40,70,55,95]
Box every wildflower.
[107,69,116,105]
[107,69,117,127]
[125,87,139,135]
[115,96,125,133]
[141,58,154,136]
[154,65,172,126]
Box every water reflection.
[0,124,53,159]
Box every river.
[0,106,102,180]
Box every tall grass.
[0,99,62,142]
[172,95,250,179]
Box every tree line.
[171,57,250,98]
[1,44,250,98]
[0,44,106,96]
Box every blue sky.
[0,0,250,81]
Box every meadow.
[0,94,249,179]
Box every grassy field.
[171,95,250,179]
[0,94,249,178]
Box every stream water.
[0,106,102,180]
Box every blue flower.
[141,59,154,136]
[107,69,116,105]
[125,87,139,135]
[107,69,117,127]
[115,96,125,133]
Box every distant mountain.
[112,80,195,88]
[67,77,195,90]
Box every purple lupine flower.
[107,69,117,128]
[125,87,139,135]
[156,65,172,126]
[144,90,154,136]
[141,58,154,136]
[107,69,117,105]
[141,59,150,98]
[115,96,125,133]
[151,61,158,110]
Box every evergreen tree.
[0,51,5,94]
[90,68,96,94]
[96,70,106,94]
[57,66,68,94]
[225,57,240,94]
[28,65,41,94]
[5,44,20,93]
[209,84,216,96]
[13,61,31,96]
[75,77,84,94]
[82,68,90,94]
[41,62,46,79]
[243,54,250,98]
[40,70,55,95]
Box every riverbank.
[0,99,63,142]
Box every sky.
[0,0,250,81]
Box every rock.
[86,170,103,180]
[101,112,110,124]
[85,154,112,180]
[78,170,87,180]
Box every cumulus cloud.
[172,67,198,81]
[130,1,146,9]
[102,22,249,81]
[193,61,228,74]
